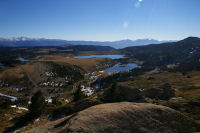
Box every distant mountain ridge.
[0,37,69,47]
[0,37,174,48]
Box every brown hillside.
[27,102,200,133]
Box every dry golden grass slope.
[25,102,200,133]
[0,62,48,89]
[119,71,200,120]
[38,55,111,71]
[120,71,200,100]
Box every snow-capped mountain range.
[0,37,175,48]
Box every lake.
[0,62,4,66]
[102,63,138,74]
[74,54,124,59]
[17,57,28,62]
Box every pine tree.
[29,90,45,116]
[73,85,86,102]
[103,82,121,102]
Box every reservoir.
[102,63,138,74]
[74,54,124,59]
[17,57,28,62]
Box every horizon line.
[0,36,188,42]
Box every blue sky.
[0,0,200,41]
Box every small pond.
[74,54,124,59]
[102,63,138,74]
[17,57,29,62]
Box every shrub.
[103,82,143,102]
[49,104,74,119]
[143,83,175,100]
[0,99,11,110]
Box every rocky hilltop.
[27,102,200,133]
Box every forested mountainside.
[122,37,200,70]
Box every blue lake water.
[103,63,138,74]
[17,57,28,62]
[0,62,4,66]
[74,54,124,59]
